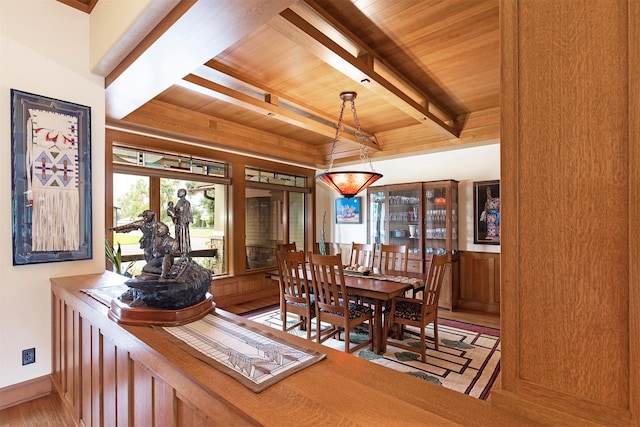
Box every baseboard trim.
[0,375,52,410]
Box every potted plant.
[105,239,134,277]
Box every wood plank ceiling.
[62,0,500,169]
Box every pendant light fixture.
[316,91,382,198]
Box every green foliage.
[116,178,150,222]
[159,180,179,224]
[105,239,134,277]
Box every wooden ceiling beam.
[270,3,461,139]
[105,0,292,120]
[56,0,98,14]
[115,100,327,167]
[182,66,380,151]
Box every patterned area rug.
[248,307,500,400]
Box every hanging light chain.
[349,98,376,172]
[326,98,347,172]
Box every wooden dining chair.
[348,242,376,269]
[385,254,448,362]
[378,244,409,273]
[275,250,316,340]
[276,242,297,252]
[308,252,373,353]
[275,242,298,319]
[314,242,341,256]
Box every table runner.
[373,274,423,288]
[82,285,326,393]
[155,313,326,392]
[342,270,423,288]
[82,285,129,306]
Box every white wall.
[316,142,501,254]
[0,0,105,388]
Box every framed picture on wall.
[473,180,500,245]
[335,197,362,224]
[11,89,92,265]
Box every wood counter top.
[50,271,538,426]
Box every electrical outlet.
[22,348,35,365]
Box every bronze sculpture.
[107,193,211,310]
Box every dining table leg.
[373,299,384,354]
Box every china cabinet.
[368,183,423,272]
[368,180,459,308]
[423,180,459,310]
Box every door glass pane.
[387,186,421,256]
[160,178,227,276]
[246,188,284,270]
[424,186,447,255]
[289,192,305,251]
[368,190,386,246]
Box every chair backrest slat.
[423,254,448,308]
[378,244,408,273]
[308,252,348,316]
[348,242,376,269]
[276,250,309,304]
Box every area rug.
[247,307,500,400]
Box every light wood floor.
[2,297,499,425]
[0,392,74,427]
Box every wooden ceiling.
[57,0,98,14]
[65,0,500,169]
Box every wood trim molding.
[628,0,640,421]
[0,375,52,410]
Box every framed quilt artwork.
[11,90,92,265]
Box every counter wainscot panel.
[50,271,536,426]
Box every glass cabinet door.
[386,184,422,259]
[368,189,385,246]
[423,180,458,258]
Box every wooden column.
[494,1,639,425]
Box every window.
[160,178,226,275]
[111,146,229,276]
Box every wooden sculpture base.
[108,293,215,326]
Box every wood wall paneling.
[50,272,536,426]
[80,316,92,424]
[133,362,153,425]
[518,0,628,405]
[91,323,101,426]
[50,278,263,426]
[211,274,280,309]
[458,252,500,313]
[494,1,638,425]
[103,336,117,426]
[116,347,130,427]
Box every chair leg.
[344,324,350,353]
[316,316,322,344]
[282,308,288,333]
[433,319,439,351]
[420,328,427,363]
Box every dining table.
[270,267,426,354]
